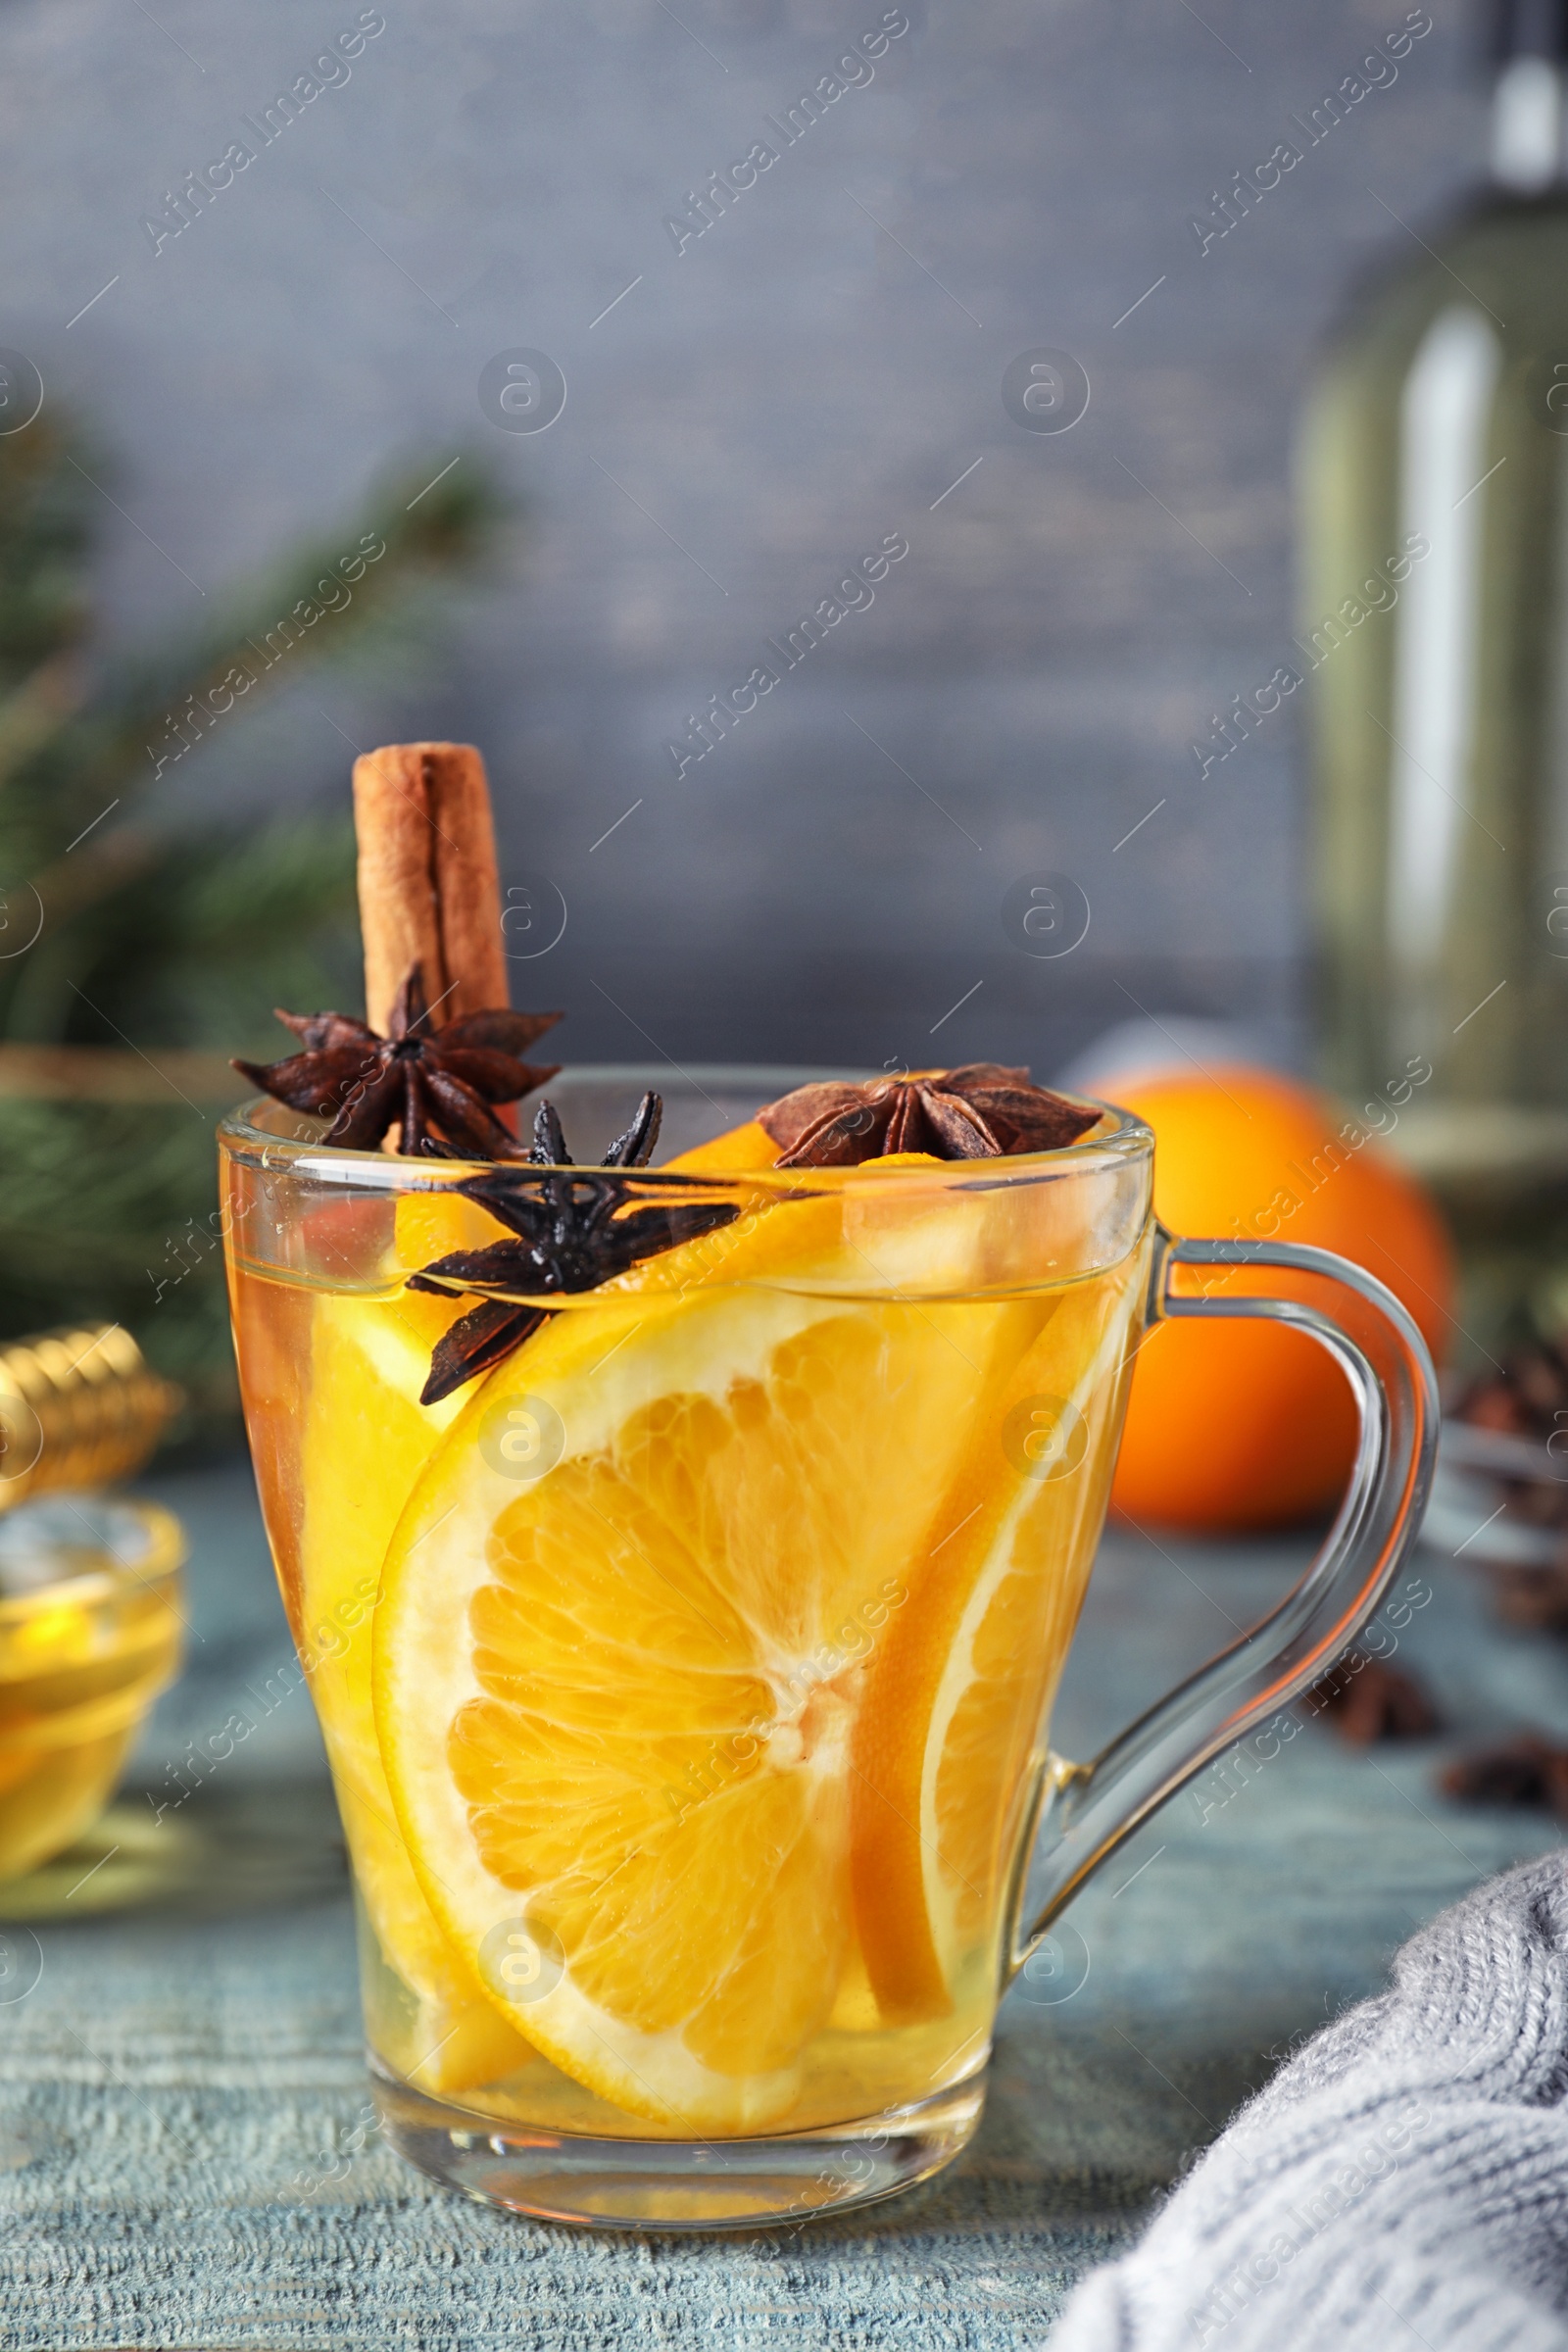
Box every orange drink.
[221,1070,1436,2228]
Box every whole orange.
[1105,1065,1453,1531]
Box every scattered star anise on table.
[1439,1735,1568,1820]
[408,1092,740,1404]
[1304,1655,1441,1744]
[757,1064,1102,1168]
[1480,1562,1568,1635]
[232,963,562,1157]
[1453,1339,1568,1446]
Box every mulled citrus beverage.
[221,739,1437,2226]
[226,1084,1149,2152]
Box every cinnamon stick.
[428,751,510,1022]
[352,748,444,1033]
[352,743,509,1033]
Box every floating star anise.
[408,1092,740,1404]
[757,1064,1102,1169]
[232,963,562,1157]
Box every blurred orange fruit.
[1105,1064,1453,1532]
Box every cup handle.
[1006,1224,1441,1979]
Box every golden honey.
[0,1498,184,1880]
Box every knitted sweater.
[1049,1853,1568,2351]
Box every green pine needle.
[0,412,515,1438]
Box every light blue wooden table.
[1,1464,1560,2351]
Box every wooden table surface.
[1,1462,1560,2351]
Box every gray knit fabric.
[1050,1854,1568,2351]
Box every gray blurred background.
[0,0,1479,1073]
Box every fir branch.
[0,442,507,892]
[0,411,511,1431]
[0,428,511,1045]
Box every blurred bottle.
[1302,0,1568,1344]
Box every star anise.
[1440,1736,1568,1820]
[1454,1340,1568,1445]
[1304,1656,1441,1744]
[757,1064,1102,1168]
[1481,1561,1568,1634]
[232,963,562,1157]
[408,1092,740,1404]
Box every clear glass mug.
[219,1068,1437,2230]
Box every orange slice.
[663,1116,775,1173]
[297,1194,537,2097]
[850,1244,1150,2022]
[373,1191,1042,2129]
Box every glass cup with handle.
[220,1069,1436,2230]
